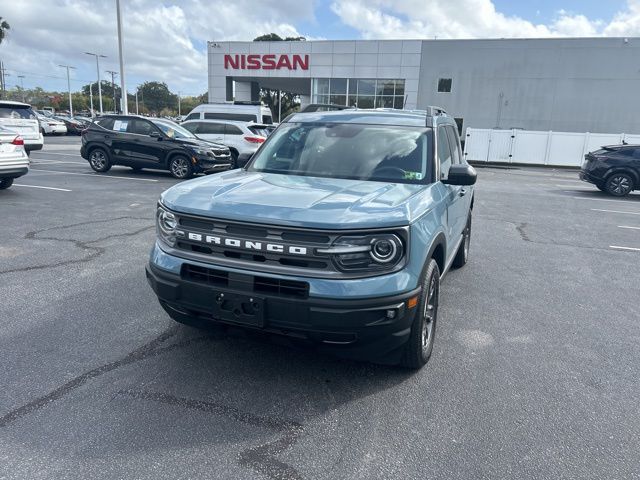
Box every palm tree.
[0,18,10,45]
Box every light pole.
[116,0,128,114]
[135,88,139,115]
[106,70,118,112]
[17,75,25,102]
[85,52,107,113]
[177,91,181,116]
[89,83,94,116]
[59,64,76,117]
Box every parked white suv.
[0,126,29,190]
[36,113,67,135]
[181,119,267,165]
[185,102,273,124]
[0,101,44,153]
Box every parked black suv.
[81,115,233,179]
[580,144,640,196]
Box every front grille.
[182,264,309,299]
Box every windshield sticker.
[113,120,128,132]
[404,171,423,180]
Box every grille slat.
[182,264,309,299]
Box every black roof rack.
[299,103,355,113]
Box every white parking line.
[573,195,639,204]
[30,168,159,182]
[618,225,640,230]
[610,245,640,252]
[14,183,71,192]
[591,208,640,215]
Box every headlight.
[319,233,405,272]
[189,147,209,156]
[156,204,177,246]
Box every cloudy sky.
[1,0,639,96]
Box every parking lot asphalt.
[1,136,639,480]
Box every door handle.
[459,188,467,197]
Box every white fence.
[463,128,640,167]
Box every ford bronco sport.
[146,107,476,368]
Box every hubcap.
[422,275,438,351]
[90,151,105,169]
[171,158,189,177]
[610,176,631,194]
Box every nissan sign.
[224,54,309,71]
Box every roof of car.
[285,109,455,127]
[181,118,260,127]
[0,100,31,107]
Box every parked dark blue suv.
[146,107,476,368]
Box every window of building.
[311,78,406,109]
[437,78,452,93]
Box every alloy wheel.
[90,151,106,170]
[171,157,189,178]
[422,274,439,352]
[608,175,631,195]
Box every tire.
[452,212,472,268]
[88,147,112,173]
[604,172,634,197]
[400,259,440,369]
[230,150,239,168]
[0,178,14,190]
[169,155,193,179]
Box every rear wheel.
[88,148,111,173]
[452,213,472,268]
[0,178,14,190]
[401,259,440,369]
[604,173,634,196]
[169,155,193,179]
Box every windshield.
[249,122,433,184]
[151,119,196,139]
[0,105,37,120]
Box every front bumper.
[193,154,233,173]
[146,261,421,362]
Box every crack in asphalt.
[516,222,532,242]
[0,216,153,275]
[0,326,209,427]
[118,390,304,480]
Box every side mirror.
[442,164,477,186]
[236,152,254,168]
[150,131,162,139]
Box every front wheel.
[452,213,472,268]
[0,178,14,190]
[88,148,112,173]
[401,259,440,369]
[604,173,634,196]
[169,155,193,179]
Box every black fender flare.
[604,167,639,186]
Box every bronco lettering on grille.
[178,230,309,256]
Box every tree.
[252,33,305,120]
[0,17,9,45]
[136,81,177,114]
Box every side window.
[185,113,199,121]
[199,123,225,135]
[95,117,115,130]
[225,125,243,136]
[129,119,156,136]
[182,122,199,134]
[445,125,461,164]
[437,127,452,179]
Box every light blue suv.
[146,107,476,369]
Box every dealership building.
[208,38,640,134]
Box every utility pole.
[135,89,139,115]
[106,70,118,112]
[0,62,9,99]
[85,52,107,114]
[89,82,94,116]
[116,0,128,114]
[17,75,25,102]
[177,91,181,116]
[59,64,76,117]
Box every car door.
[436,125,465,256]
[445,125,470,237]
[127,119,166,167]
[110,117,136,162]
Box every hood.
[160,170,436,229]
[174,137,227,150]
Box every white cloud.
[0,0,315,95]
[330,0,640,39]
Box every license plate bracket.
[212,291,265,327]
